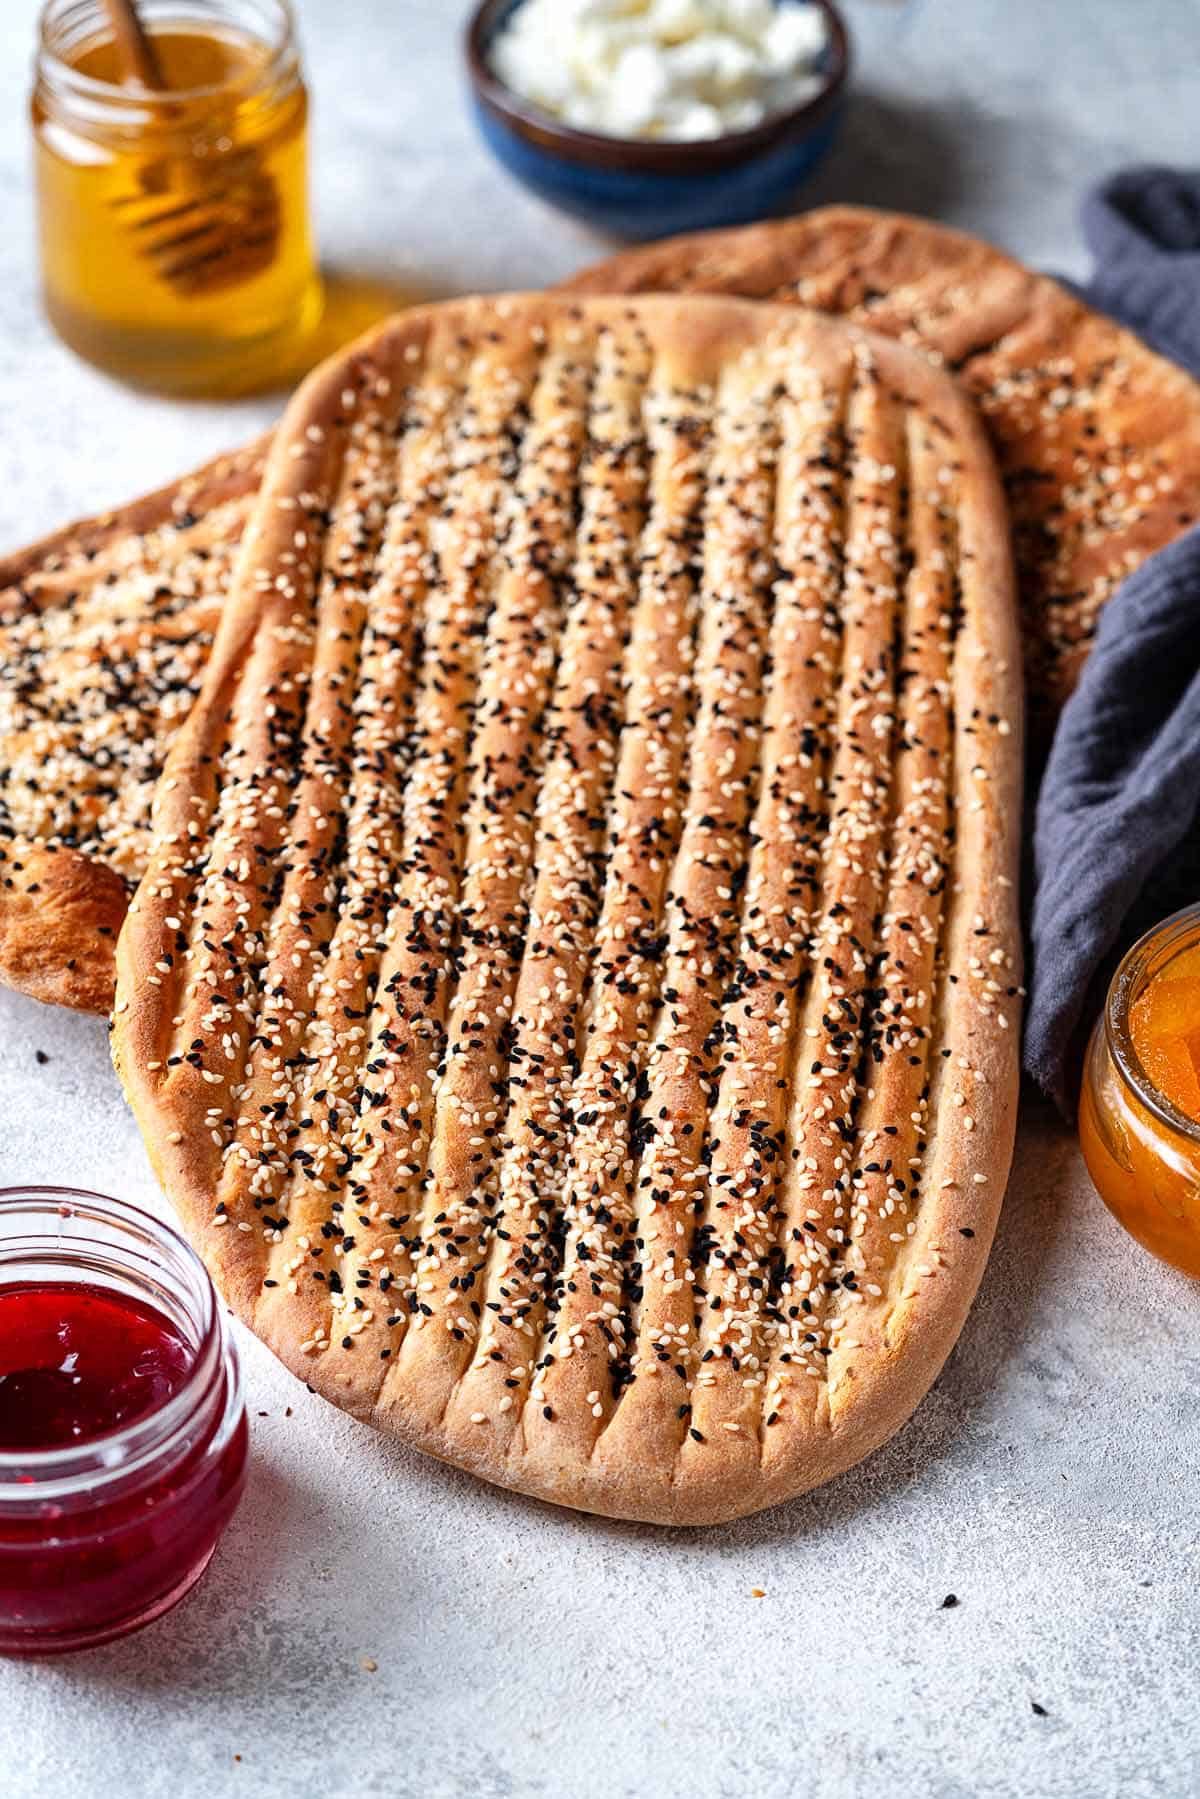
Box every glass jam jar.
[0,1187,248,1655]
[1080,903,1200,1279]
[32,0,322,394]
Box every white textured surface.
[2,3,1200,1795]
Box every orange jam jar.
[1080,903,1200,1278]
[32,0,321,394]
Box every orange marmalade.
[1080,904,1200,1277]
[32,0,321,394]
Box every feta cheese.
[489,0,831,142]
[764,4,829,70]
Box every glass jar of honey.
[1080,903,1200,1278]
[32,0,322,395]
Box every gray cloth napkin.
[1025,166,1200,1110]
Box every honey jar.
[32,0,322,395]
[1080,903,1200,1278]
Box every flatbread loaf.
[113,294,1022,1523]
[4,206,1194,1014]
[0,439,266,1010]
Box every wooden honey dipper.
[102,0,280,297]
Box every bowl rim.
[464,0,851,174]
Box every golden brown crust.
[0,841,128,1013]
[0,436,268,595]
[0,439,268,1012]
[114,293,1022,1523]
[563,206,1200,729]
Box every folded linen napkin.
[1025,166,1200,1111]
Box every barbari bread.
[113,294,1022,1524]
[4,205,1195,1013]
[0,438,266,1010]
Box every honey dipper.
[102,0,280,297]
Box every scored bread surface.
[114,295,1022,1524]
[564,207,1200,726]
[4,205,1195,1015]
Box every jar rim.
[0,1186,234,1500]
[36,0,299,107]
[1104,901,1200,1148]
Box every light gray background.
[2,3,1199,1796]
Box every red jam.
[0,1284,193,1450]
[0,1190,248,1656]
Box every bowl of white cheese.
[466,0,850,240]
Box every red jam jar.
[0,1187,247,1654]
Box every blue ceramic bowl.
[465,0,850,242]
